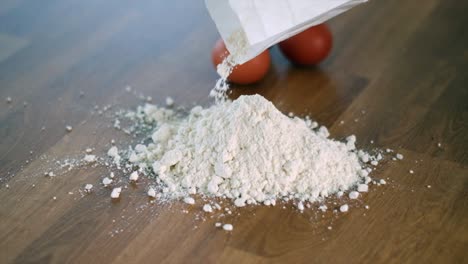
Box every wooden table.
[1,1,467,263]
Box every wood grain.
[0,0,467,263]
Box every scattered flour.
[297,201,305,211]
[111,187,122,198]
[107,146,121,164]
[203,204,213,213]
[223,224,233,231]
[85,184,93,192]
[165,97,174,107]
[102,177,112,186]
[183,197,195,205]
[349,191,359,199]
[357,184,369,193]
[318,205,328,212]
[129,171,139,182]
[84,155,96,163]
[147,187,156,198]
[358,183,369,192]
[340,204,349,212]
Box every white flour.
[123,94,371,206]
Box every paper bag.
[206,0,367,64]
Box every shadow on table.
[228,61,367,127]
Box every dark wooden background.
[0,0,467,263]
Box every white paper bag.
[206,0,367,64]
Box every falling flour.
[120,94,373,207]
[210,30,249,101]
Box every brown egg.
[279,23,333,66]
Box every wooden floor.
[1,0,467,263]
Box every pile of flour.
[118,94,371,206]
[102,42,383,210]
